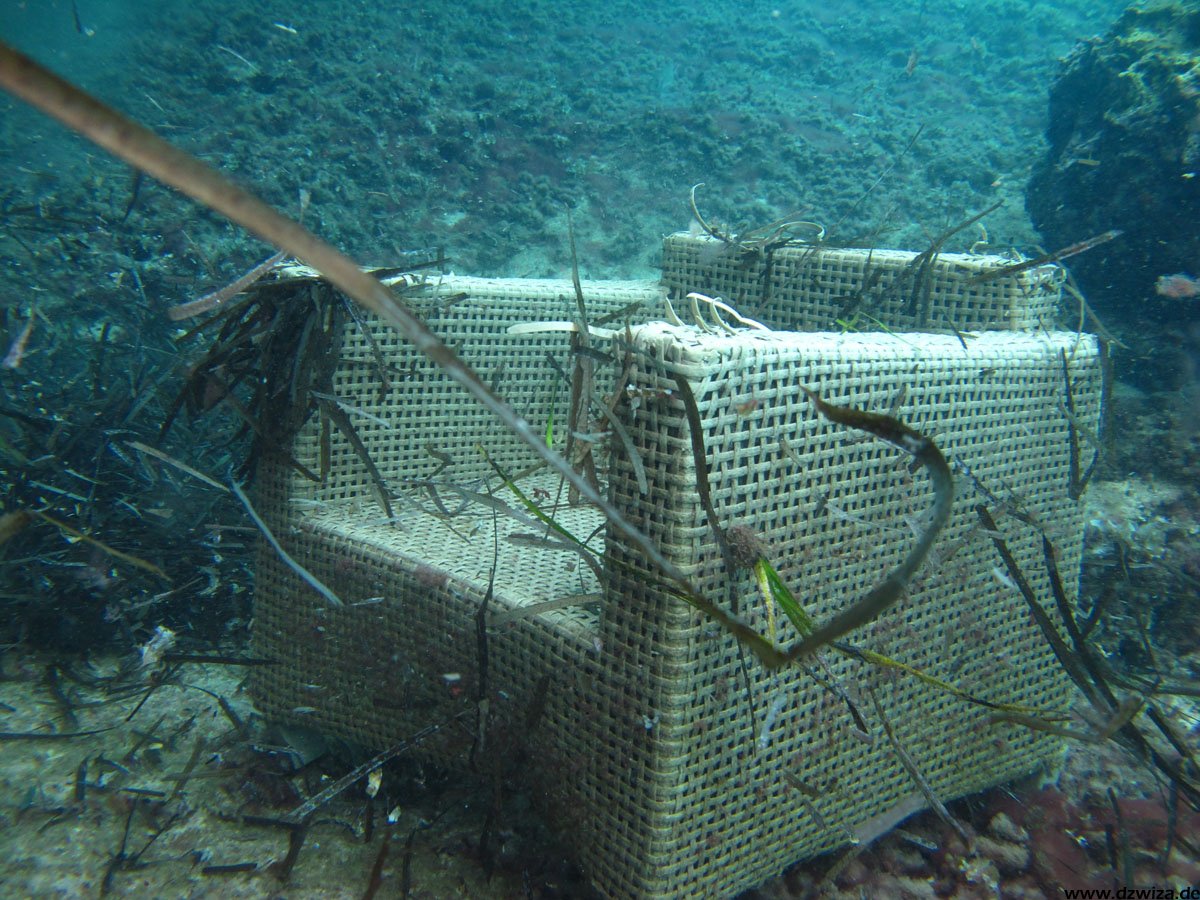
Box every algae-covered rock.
[1028,1,1200,389]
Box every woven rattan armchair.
[249,237,1102,898]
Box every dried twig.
[280,713,469,826]
[228,479,343,607]
[869,688,971,847]
[968,229,1123,286]
[166,250,286,321]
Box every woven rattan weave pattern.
[587,325,1098,897]
[661,232,1062,332]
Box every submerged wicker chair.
[249,235,1102,898]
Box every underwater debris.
[968,229,1122,286]
[902,200,1003,324]
[11,30,1200,897]
[228,479,343,608]
[1154,272,1200,299]
[688,182,826,253]
[978,504,1200,810]
[780,388,953,660]
[1,301,36,368]
[166,249,287,321]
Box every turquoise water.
[3,1,1199,897]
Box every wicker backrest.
[661,232,1062,331]
[288,275,660,498]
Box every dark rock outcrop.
[1027,0,1200,391]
